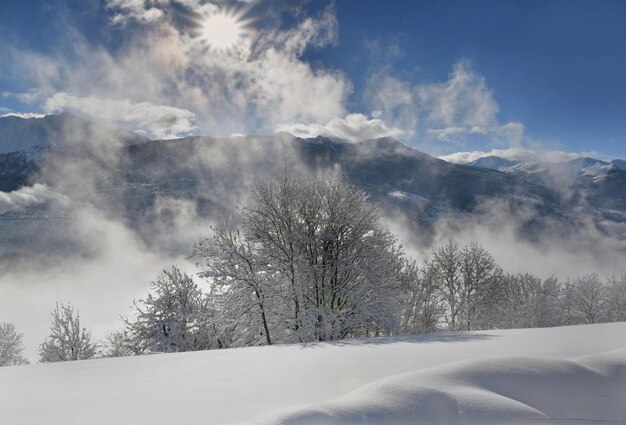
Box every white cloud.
[106,0,222,25]
[106,0,165,25]
[44,93,197,139]
[1,112,46,119]
[276,113,407,142]
[0,184,68,215]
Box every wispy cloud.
[365,59,526,150]
[416,60,499,136]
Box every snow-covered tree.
[194,173,408,344]
[402,261,442,333]
[124,266,213,353]
[101,330,134,358]
[562,274,607,324]
[606,273,626,322]
[430,239,463,330]
[458,242,502,330]
[39,303,97,362]
[0,322,29,366]
[193,221,278,346]
[497,273,561,329]
[430,240,502,331]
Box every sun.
[195,9,256,54]
[200,13,242,51]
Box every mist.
[1,1,625,363]
[3,114,626,362]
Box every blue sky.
[1,0,625,160]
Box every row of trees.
[1,173,624,364]
[402,243,626,334]
[105,174,626,356]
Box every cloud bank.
[0,184,68,215]
[44,94,197,139]
[438,147,604,164]
[276,113,407,143]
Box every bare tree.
[0,323,29,366]
[39,302,97,362]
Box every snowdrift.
[255,350,626,425]
[1,322,625,425]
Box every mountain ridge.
[1,114,625,258]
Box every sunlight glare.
[200,12,244,52]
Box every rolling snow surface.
[1,322,625,425]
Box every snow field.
[1,322,625,425]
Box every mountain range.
[1,113,625,257]
[466,153,626,216]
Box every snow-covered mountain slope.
[613,159,626,171]
[468,154,626,178]
[1,322,625,425]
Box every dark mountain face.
[468,156,520,170]
[0,148,42,192]
[118,133,561,216]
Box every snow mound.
[254,349,626,425]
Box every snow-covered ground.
[1,322,625,425]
